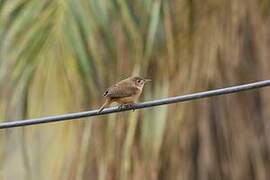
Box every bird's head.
[131,76,151,88]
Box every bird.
[97,76,151,113]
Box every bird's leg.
[118,104,124,110]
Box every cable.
[1,80,270,129]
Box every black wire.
[1,80,270,129]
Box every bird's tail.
[98,99,111,113]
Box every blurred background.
[0,0,270,179]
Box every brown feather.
[105,85,140,98]
[98,76,150,113]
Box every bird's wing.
[103,85,139,98]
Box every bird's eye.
[137,80,141,83]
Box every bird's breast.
[114,94,141,104]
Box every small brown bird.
[98,76,151,113]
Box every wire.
[1,80,270,129]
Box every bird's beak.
[144,79,151,83]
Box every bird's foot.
[118,104,136,111]
[125,104,136,111]
[118,104,124,110]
